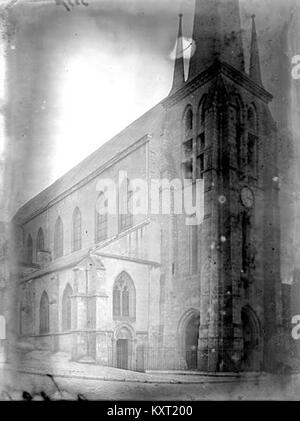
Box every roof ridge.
[14,100,165,223]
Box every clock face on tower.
[240,187,254,209]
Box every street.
[1,366,299,400]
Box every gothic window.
[182,155,193,179]
[113,287,121,317]
[122,286,129,317]
[248,134,257,172]
[228,96,243,172]
[72,207,82,251]
[185,108,193,132]
[26,234,33,264]
[113,272,135,320]
[196,139,205,180]
[196,130,205,180]
[182,106,194,179]
[183,138,193,156]
[197,98,206,139]
[62,284,72,332]
[196,97,207,179]
[54,216,64,259]
[39,291,50,334]
[119,179,133,232]
[247,107,256,131]
[198,132,205,150]
[96,192,108,242]
[37,228,45,253]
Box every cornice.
[15,134,151,226]
[19,220,159,283]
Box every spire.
[170,14,185,93]
[188,0,245,81]
[249,14,263,86]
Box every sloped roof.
[15,101,166,224]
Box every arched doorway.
[116,327,132,370]
[241,306,260,371]
[178,309,201,370]
[185,313,200,369]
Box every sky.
[3,0,191,213]
[0,0,299,215]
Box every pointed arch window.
[96,192,108,242]
[26,234,33,264]
[72,207,82,251]
[39,291,49,334]
[113,287,121,317]
[228,96,243,170]
[182,106,194,179]
[37,228,45,253]
[185,108,193,132]
[62,284,73,332]
[196,98,207,180]
[119,178,133,232]
[54,216,64,259]
[122,286,130,317]
[113,272,135,320]
[247,107,257,131]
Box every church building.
[13,0,285,373]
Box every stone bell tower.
[165,0,283,372]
